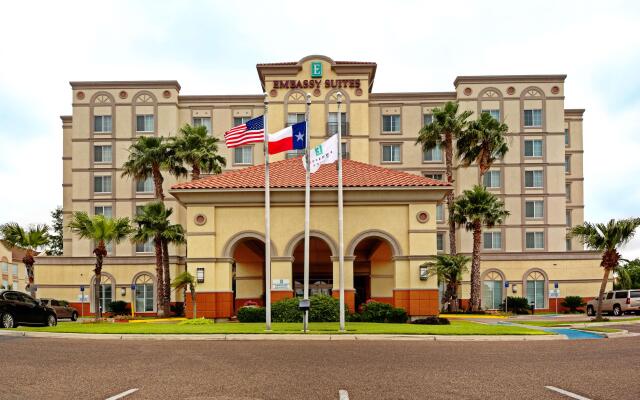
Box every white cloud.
[1,0,639,257]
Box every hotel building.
[34,55,605,317]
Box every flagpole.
[264,93,272,331]
[337,92,345,332]
[303,93,311,333]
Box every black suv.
[0,290,58,328]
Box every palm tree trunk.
[190,285,197,319]
[23,251,36,298]
[154,236,165,317]
[191,163,201,181]
[595,267,611,321]
[161,239,172,317]
[444,131,457,255]
[152,165,165,201]
[93,244,106,320]
[450,281,460,312]
[470,222,482,312]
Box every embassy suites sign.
[272,79,361,90]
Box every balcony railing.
[326,122,349,136]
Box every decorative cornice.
[69,80,181,91]
[370,92,457,101]
[453,75,567,86]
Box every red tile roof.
[171,158,450,190]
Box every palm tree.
[0,223,50,298]
[121,136,187,201]
[172,271,197,319]
[425,254,470,312]
[67,213,131,318]
[132,202,185,317]
[417,101,473,255]
[569,218,640,320]
[457,111,509,177]
[452,185,510,312]
[170,124,226,180]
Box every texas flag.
[268,121,307,155]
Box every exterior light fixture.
[196,268,205,283]
[120,287,126,297]
[419,263,430,281]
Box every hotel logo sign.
[311,61,322,78]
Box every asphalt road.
[0,335,638,400]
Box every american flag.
[224,115,265,148]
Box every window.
[423,146,442,162]
[94,145,112,163]
[381,144,401,163]
[606,292,614,300]
[482,271,503,310]
[94,176,112,194]
[614,291,627,299]
[525,200,544,219]
[524,140,543,157]
[98,283,112,313]
[341,142,349,160]
[136,115,154,132]
[11,264,17,276]
[382,114,400,133]
[234,146,253,165]
[524,170,543,188]
[566,210,572,226]
[135,274,154,312]
[287,113,305,126]
[423,113,433,126]
[566,183,571,201]
[285,150,305,159]
[436,203,444,222]
[424,173,444,180]
[525,232,544,249]
[136,177,154,193]
[482,109,500,121]
[483,232,502,250]
[2,280,8,290]
[436,233,444,252]
[94,206,112,218]
[483,171,501,188]
[565,155,571,173]
[1,263,7,273]
[630,291,640,298]
[328,112,347,135]
[193,117,212,134]
[526,271,546,309]
[565,128,570,146]
[233,116,251,126]
[94,115,112,133]
[136,238,154,253]
[135,205,145,216]
[566,238,572,251]
[523,109,542,127]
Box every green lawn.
[14,320,548,335]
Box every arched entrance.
[353,237,395,311]
[291,237,334,297]
[231,238,266,312]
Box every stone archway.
[290,236,334,298]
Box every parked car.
[40,298,79,321]
[0,290,58,328]
[586,289,640,316]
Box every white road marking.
[105,388,139,400]
[545,386,592,400]
[339,389,349,400]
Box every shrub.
[501,296,530,314]
[347,312,362,322]
[179,317,214,325]
[171,303,185,317]
[107,301,129,315]
[309,295,340,322]
[412,316,450,325]
[561,296,586,313]
[237,306,266,322]
[272,297,303,322]
[387,307,408,323]
[360,300,394,322]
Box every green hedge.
[359,301,408,323]
[561,296,586,313]
[237,306,266,322]
[309,295,340,322]
[501,296,530,314]
[272,298,303,322]
[107,301,129,315]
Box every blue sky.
[1,0,639,257]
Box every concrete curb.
[0,330,569,342]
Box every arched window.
[482,271,504,310]
[526,271,546,309]
[134,274,155,312]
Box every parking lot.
[0,334,638,399]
